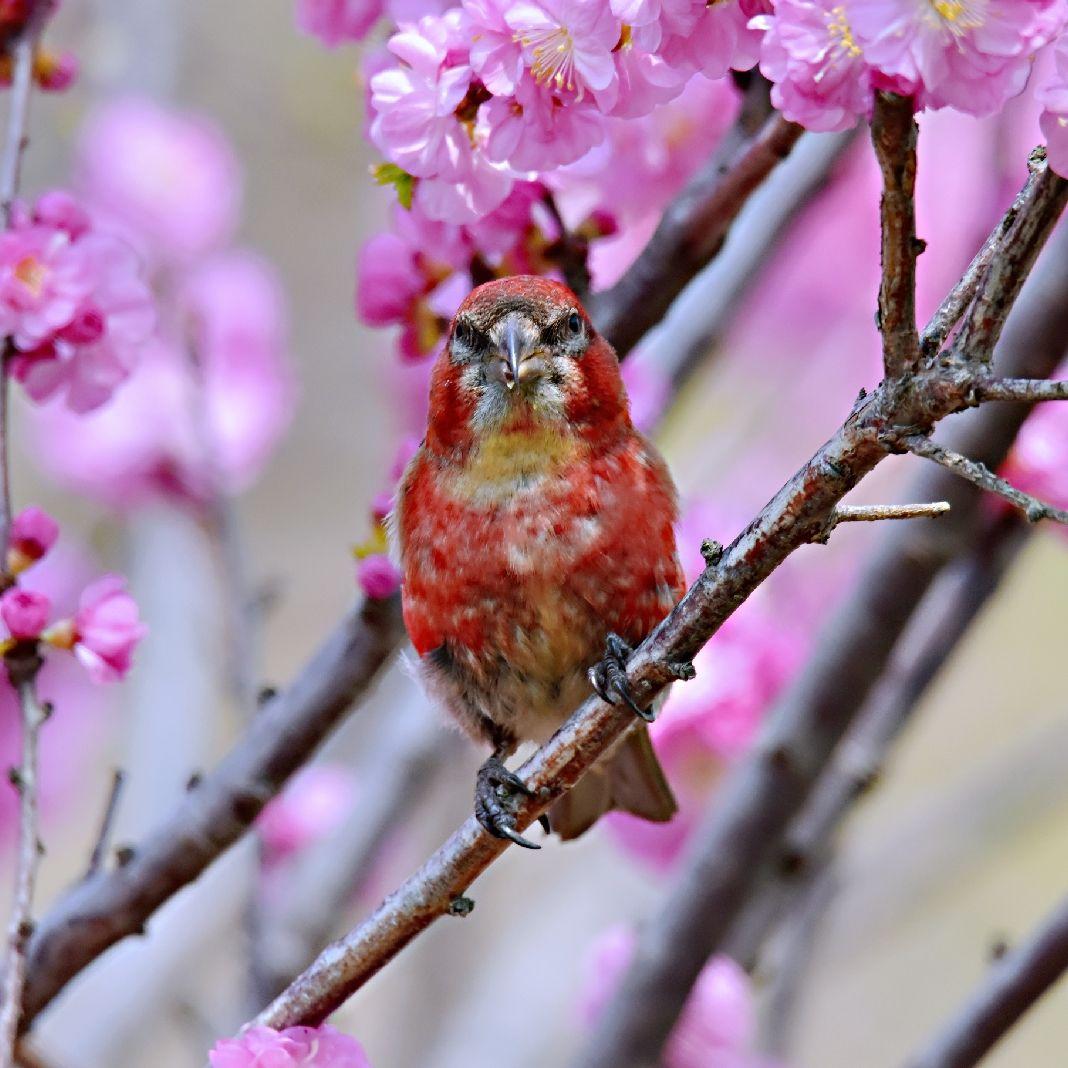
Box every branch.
[18,594,405,1031]
[905,435,1068,524]
[871,93,920,378]
[592,111,804,358]
[825,501,949,529]
[725,508,1028,973]
[905,892,1068,1068]
[0,673,46,1063]
[973,377,1068,403]
[249,702,454,1006]
[952,147,1064,364]
[573,156,1068,1068]
[248,160,1068,1037]
[84,770,125,880]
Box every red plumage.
[395,276,685,841]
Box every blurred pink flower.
[256,765,357,864]
[0,588,50,641]
[1001,398,1068,527]
[9,506,59,572]
[357,232,426,326]
[850,0,1063,115]
[34,48,78,91]
[59,574,147,684]
[356,553,402,598]
[75,97,241,262]
[755,0,877,132]
[210,1025,371,1067]
[296,0,384,45]
[30,253,294,509]
[1039,34,1068,178]
[580,926,764,1068]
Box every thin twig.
[906,435,1068,524]
[905,892,1068,1068]
[973,377,1068,403]
[871,93,921,378]
[19,595,405,1031]
[0,673,46,1065]
[829,502,950,527]
[590,111,803,358]
[572,154,1068,1068]
[84,770,125,880]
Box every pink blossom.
[357,553,402,598]
[256,765,357,864]
[34,48,78,91]
[1039,34,1068,178]
[370,14,475,180]
[755,0,877,132]
[850,0,1064,115]
[0,588,50,641]
[63,574,147,684]
[9,506,59,571]
[0,209,156,413]
[75,97,241,262]
[580,927,761,1068]
[27,190,92,240]
[658,0,762,79]
[296,0,384,45]
[356,232,426,327]
[209,1025,371,1067]
[504,0,622,108]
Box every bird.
[393,275,693,848]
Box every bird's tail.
[549,722,677,841]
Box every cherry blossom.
[209,1025,372,1067]
[296,0,385,45]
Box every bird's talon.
[590,632,655,722]
[538,813,551,834]
[475,756,541,849]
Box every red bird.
[394,276,692,847]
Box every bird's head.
[424,276,630,456]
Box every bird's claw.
[589,633,655,723]
[475,756,542,850]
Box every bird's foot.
[589,633,696,723]
[475,756,546,850]
[589,633,655,723]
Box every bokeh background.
[4,1,1067,1066]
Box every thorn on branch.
[85,770,125,880]
[906,436,1068,525]
[812,502,950,544]
[972,378,1068,404]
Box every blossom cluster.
[0,1,78,92]
[0,506,146,683]
[26,98,295,511]
[210,1024,371,1067]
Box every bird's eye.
[567,312,582,335]
[454,320,474,346]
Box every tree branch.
[572,153,1068,1068]
[84,770,125,881]
[725,508,1028,973]
[246,159,1068,1038]
[0,673,46,1064]
[18,594,405,1031]
[973,377,1068,403]
[905,891,1068,1068]
[591,112,804,358]
[905,435,1068,524]
[871,93,921,378]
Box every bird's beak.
[501,314,524,392]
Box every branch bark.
[0,674,46,1066]
[871,93,920,378]
[18,594,404,1031]
[573,152,1068,1068]
[590,112,804,358]
[248,160,1068,1037]
[905,892,1068,1068]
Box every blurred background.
[4,1,1067,1066]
